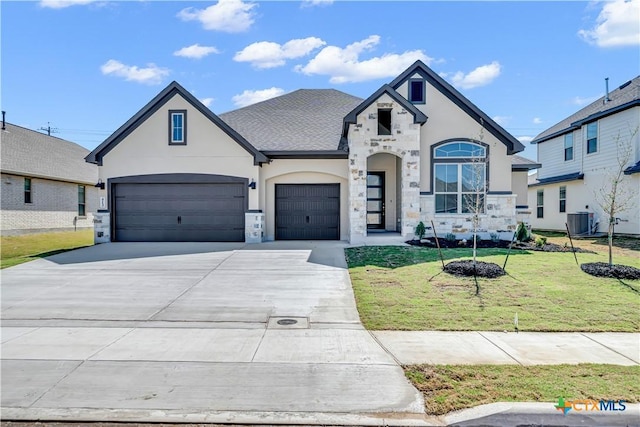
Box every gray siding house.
[1,122,99,235]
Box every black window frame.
[168,109,187,145]
[564,133,573,161]
[408,79,425,104]
[536,189,544,218]
[559,186,566,213]
[377,108,392,136]
[24,177,32,204]
[586,122,598,154]
[78,185,86,217]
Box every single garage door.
[275,184,340,240]
[113,182,245,242]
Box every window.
[24,178,32,204]
[564,133,573,161]
[586,122,598,154]
[78,185,86,216]
[169,110,187,144]
[434,141,486,214]
[377,109,391,135]
[559,186,566,213]
[408,79,425,104]
[537,189,544,218]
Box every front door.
[367,172,385,229]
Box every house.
[528,76,640,236]
[85,60,532,243]
[1,120,99,235]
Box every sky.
[2,0,639,161]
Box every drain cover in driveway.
[268,316,309,329]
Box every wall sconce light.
[248,179,257,190]
[95,179,105,190]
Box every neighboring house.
[1,121,99,235]
[528,76,640,236]
[86,61,532,243]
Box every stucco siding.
[512,171,529,207]
[260,159,349,241]
[1,173,97,234]
[405,79,512,193]
[368,153,397,230]
[100,93,259,209]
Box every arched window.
[434,141,487,214]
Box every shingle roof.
[219,89,363,151]
[528,172,584,187]
[533,76,640,144]
[625,160,640,175]
[1,123,97,184]
[511,154,541,171]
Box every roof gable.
[389,60,525,155]
[86,81,268,166]
[341,84,428,146]
[532,76,640,144]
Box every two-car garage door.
[113,179,246,242]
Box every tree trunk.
[608,217,614,267]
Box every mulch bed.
[443,260,506,278]
[407,238,594,253]
[580,262,640,280]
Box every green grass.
[404,364,640,415]
[345,245,640,331]
[1,229,93,268]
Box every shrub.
[535,236,547,247]
[444,233,456,242]
[515,222,530,242]
[490,232,499,242]
[415,221,426,240]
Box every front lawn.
[404,364,640,415]
[1,229,93,269]
[345,243,640,331]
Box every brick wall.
[1,173,97,234]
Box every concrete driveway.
[1,242,426,425]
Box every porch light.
[95,179,105,190]
[248,179,257,190]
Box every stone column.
[245,210,264,243]
[400,150,421,238]
[93,210,111,244]
[348,153,367,244]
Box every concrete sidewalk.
[373,331,640,366]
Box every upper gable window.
[434,142,485,158]
[377,109,392,135]
[169,110,187,145]
[409,79,425,104]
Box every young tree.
[594,127,638,267]
[463,122,488,269]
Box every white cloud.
[492,115,511,126]
[578,0,640,47]
[449,61,501,89]
[517,136,534,144]
[232,87,285,107]
[174,44,220,59]
[234,37,326,69]
[199,97,215,108]
[572,95,600,106]
[533,117,543,124]
[177,0,257,33]
[39,0,97,8]
[301,0,333,7]
[295,35,429,84]
[100,59,169,85]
